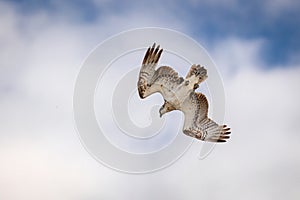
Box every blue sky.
[1,0,300,199]
[5,0,300,65]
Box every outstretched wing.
[137,43,162,98]
[138,43,183,99]
[181,92,231,142]
[140,43,163,83]
[149,66,184,94]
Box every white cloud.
[210,37,265,75]
[0,1,300,200]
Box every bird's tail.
[186,64,208,85]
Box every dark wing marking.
[181,92,231,143]
[138,43,184,98]
[138,43,163,84]
[151,66,182,85]
[138,43,163,98]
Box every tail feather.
[186,65,207,81]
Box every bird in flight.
[137,43,231,142]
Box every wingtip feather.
[142,43,163,65]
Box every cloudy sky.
[1,0,300,199]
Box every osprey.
[137,43,231,142]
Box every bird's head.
[159,105,167,118]
[159,101,175,117]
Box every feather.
[137,43,231,143]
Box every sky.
[0,0,300,199]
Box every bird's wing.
[137,43,162,98]
[138,43,183,98]
[150,66,184,90]
[181,92,231,143]
[139,43,163,84]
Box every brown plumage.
[137,43,231,143]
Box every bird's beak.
[159,108,163,118]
